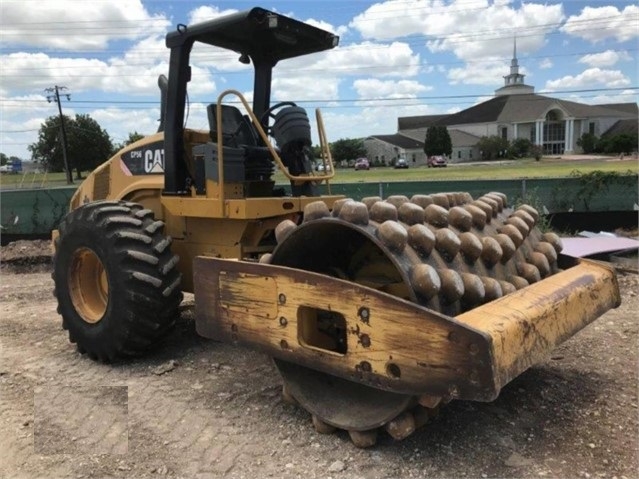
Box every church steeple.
[495,37,535,96]
[510,36,519,74]
[505,36,525,85]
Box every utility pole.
[45,86,73,184]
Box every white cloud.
[188,6,240,25]
[190,43,252,73]
[116,34,168,65]
[0,93,77,159]
[447,61,528,86]
[259,40,421,108]
[0,41,216,97]
[272,76,340,102]
[305,18,349,37]
[578,50,632,68]
[350,0,563,88]
[319,103,438,141]
[0,0,170,50]
[561,5,639,43]
[563,90,638,107]
[353,79,431,99]
[351,0,564,59]
[351,0,445,40]
[291,42,421,78]
[0,93,52,115]
[1,53,111,92]
[57,103,210,149]
[90,107,161,141]
[539,58,553,69]
[544,68,631,90]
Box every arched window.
[545,109,564,122]
[542,109,566,154]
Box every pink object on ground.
[560,237,639,258]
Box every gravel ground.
[0,240,637,479]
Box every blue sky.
[1,0,637,159]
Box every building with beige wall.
[364,42,637,163]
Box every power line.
[0,0,482,27]
[2,2,633,31]
[0,90,636,129]
[1,12,635,43]
[1,86,635,109]
[4,46,636,73]
[44,85,73,184]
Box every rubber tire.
[52,200,182,362]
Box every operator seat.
[206,103,275,196]
[207,104,258,147]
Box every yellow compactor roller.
[52,8,620,447]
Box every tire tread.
[52,200,182,362]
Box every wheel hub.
[68,247,108,324]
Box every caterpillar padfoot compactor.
[52,8,620,447]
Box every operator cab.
[159,7,339,197]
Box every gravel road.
[1,242,637,479]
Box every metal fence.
[1,176,637,236]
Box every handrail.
[315,108,334,195]
[214,89,335,204]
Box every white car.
[0,165,11,173]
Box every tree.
[329,138,366,163]
[577,132,598,154]
[113,131,145,153]
[0,153,7,166]
[509,138,532,158]
[28,115,68,173]
[29,114,113,178]
[476,135,509,160]
[310,144,323,160]
[599,133,638,155]
[424,126,452,157]
[531,144,543,161]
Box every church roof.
[397,115,448,130]
[598,103,638,115]
[414,94,639,127]
[449,129,481,146]
[393,39,637,135]
[602,118,638,137]
[366,134,424,149]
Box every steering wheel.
[259,101,298,133]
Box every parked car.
[0,160,22,174]
[315,162,331,172]
[354,158,370,170]
[394,158,409,169]
[427,156,447,167]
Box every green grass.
[0,171,73,189]
[2,156,636,190]
[278,157,638,184]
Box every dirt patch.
[614,228,639,239]
[0,239,52,273]
[0,241,637,479]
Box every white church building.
[365,41,637,165]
